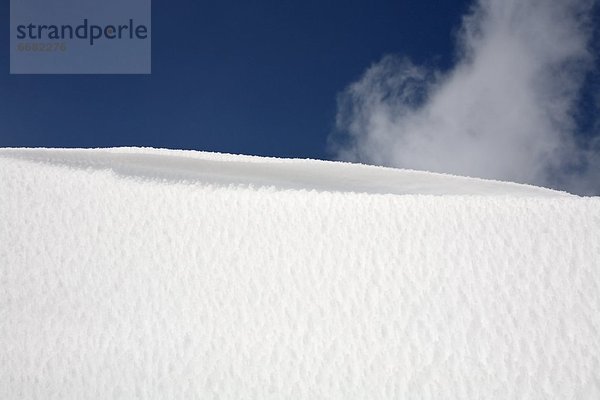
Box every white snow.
[0,147,599,399]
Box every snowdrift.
[1,147,599,399]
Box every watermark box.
[10,0,151,74]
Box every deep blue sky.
[1,0,473,159]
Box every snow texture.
[1,147,599,399]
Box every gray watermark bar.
[10,0,151,74]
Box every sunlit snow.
[1,147,598,399]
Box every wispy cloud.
[330,0,599,195]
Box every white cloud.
[331,0,599,195]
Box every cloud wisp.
[331,0,599,195]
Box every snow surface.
[1,147,599,399]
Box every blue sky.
[1,0,471,158]
[1,0,599,194]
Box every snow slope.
[1,147,599,399]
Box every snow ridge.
[0,147,571,196]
